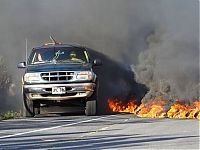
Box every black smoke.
[87,49,147,114]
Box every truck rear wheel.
[85,100,96,116]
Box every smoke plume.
[0,0,198,113]
[134,0,199,102]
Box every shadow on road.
[0,133,198,149]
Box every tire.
[23,93,40,117]
[33,101,40,116]
[85,100,96,116]
[85,80,99,116]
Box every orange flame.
[167,101,200,119]
[136,97,168,118]
[108,97,200,120]
[108,99,138,114]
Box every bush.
[1,111,21,120]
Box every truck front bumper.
[23,83,95,101]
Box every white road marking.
[99,126,110,131]
[80,116,131,137]
[0,115,116,139]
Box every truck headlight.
[76,71,93,80]
[24,73,40,82]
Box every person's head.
[70,51,77,59]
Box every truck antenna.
[50,36,59,45]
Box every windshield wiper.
[58,59,85,64]
[32,60,53,65]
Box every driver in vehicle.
[69,51,82,62]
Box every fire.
[136,97,168,118]
[108,97,200,119]
[108,98,138,114]
[167,101,200,119]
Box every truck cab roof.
[33,43,85,50]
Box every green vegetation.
[0,111,21,120]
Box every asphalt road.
[0,114,199,149]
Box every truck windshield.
[28,47,89,65]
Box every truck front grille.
[41,72,74,81]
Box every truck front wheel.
[85,81,98,116]
[85,100,96,116]
[23,93,40,117]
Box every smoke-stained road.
[0,114,199,149]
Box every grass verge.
[0,111,21,120]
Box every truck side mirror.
[93,59,102,66]
[17,62,26,69]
